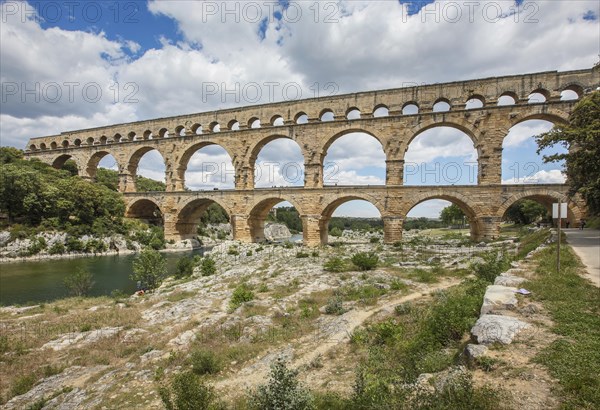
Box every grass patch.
[166,290,197,302]
[527,244,600,408]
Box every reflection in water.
[0,250,203,306]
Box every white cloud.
[502,169,566,185]
[503,120,554,148]
[407,200,452,219]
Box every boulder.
[471,314,530,344]
[494,275,526,287]
[465,343,488,360]
[264,223,291,241]
[480,285,518,314]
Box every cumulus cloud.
[502,169,566,185]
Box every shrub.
[227,246,239,256]
[246,250,253,256]
[190,349,221,375]
[323,257,347,272]
[159,371,216,410]
[324,297,346,315]
[48,242,65,255]
[283,241,294,249]
[296,251,309,258]
[175,256,194,278]
[370,237,380,243]
[200,256,217,276]
[351,252,379,271]
[65,236,84,252]
[472,252,511,283]
[229,283,255,311]
[27,237,47,255]
[330,227,343,237]
[393,241,403,248]
[247,357,313,410]
[131,248,167,290]
[63,267,95,296]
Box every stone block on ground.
[480,285,518,315]
[494,275,526,287]
[471,314,531,345]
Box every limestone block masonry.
[24,67,599,246]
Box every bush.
[190,349,221,375]
[472,252,511,283]
[324,297,346,315]
[63,267,95,296]
[227,246,239,256]
[247,357,313,410]
[369,237,380,243]
[175,256,195,278]
[330,227,343,237]
[351,252,379,271]
[48,242,65,255]
[296,251,309,258]
[229,283,255,311]
[131,248,167,290]
[323,257,348,273]
[65,236,84,253]
[159,371,216,410]
[200,256,217,276]
[27,236,47,255]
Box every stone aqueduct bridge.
[25,67,599,246]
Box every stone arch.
[74,139,82,147]
[62,140,70,148]
[509,111,569,128]
[528,88,551,102]
[294,111,308,124]
[465,94,485,109]
[561,83,585,98]
[433,98,451,112]
[158,128,169,138]
[373,104,389,117]
[114,133,122,143]
[40,143,47,150]
[175,125,186,137]
[209,122,220,132]
[50,141,58,149]
[319,109,335,121]
[125,198,163,226]
[248,197,305,243]
[318,195,385,244]
[270,115,284,126]
[248,117,261,129]
[496,191,583,225]
[29,144,37,151]
[86,137,95,145]
[143,130,153,140]
[126,146,167,188]
[345,107,361,120]
[52,154,75,170]
[248,134,306,187]
[191,123,202,134]
[405,119,479,151]
[321,129,387,187]
[401,192,485,239]
[402,101,419,115]
[86,151,120,179]
[227,119,240,131]
[178,142,236,190]
[174,198,231,241]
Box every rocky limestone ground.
[0,229,563,409]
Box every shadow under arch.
[248,197,305,243]
[126,198,163,226]
[318,195,384,245]
[52,154,75,170]
[174,197,231,241]
[497,191,583,225]
[401,193,484,240]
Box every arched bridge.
[24,67,599,246]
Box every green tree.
[200,256,217,276]
[135,176,166,192]
[175,256,195,278]
[95,168,120,191]
[536,91,600,215]
[159,371,216,410]
[248,357,314,410]
[351,252,379,271]
[440,204,465,227]
[131,248,167,290]
[330,227,343,237]
[63,267,95,296]
[505,200,547,224]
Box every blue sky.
[1,0,597,218]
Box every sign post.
[552,202,567,273]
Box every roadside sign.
[552,203,567,219]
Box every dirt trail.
[214,279,460,393]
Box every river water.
[0,250,203,306]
